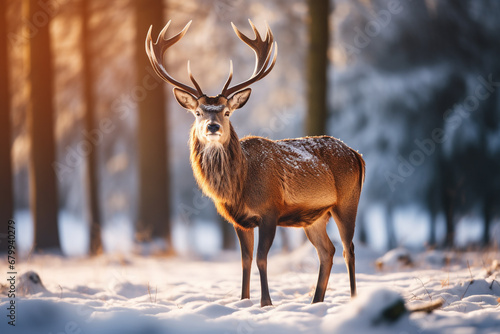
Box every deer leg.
[256,220,276,307]
[332,207,357,298]
[304,214,335,303]
[343,242,356,297]
[235,226,254,300]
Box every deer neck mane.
[190,124,247,203]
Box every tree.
[430,1,500,248]
[0,0,14,252]
[305,0,330,136]
[82,0,103,255]
[220,214,236,250]
[25,0,60,251]
[135,0,172,251]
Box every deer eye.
[195,111,201,117]
[224,111,230,117]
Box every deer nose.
[207,123,220,133]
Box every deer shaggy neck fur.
[189,124,247,204]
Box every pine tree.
[135,0,172,252]
[305,0,330,136]
[0,0,14,253]
[25,0,61,251]
[82,0,103,255]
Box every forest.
[1,1,500,334]
[1,0,499,256]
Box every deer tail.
[354,150,365,191]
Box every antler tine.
[221,20,277,97]
[264,21,274,44]
[230,20,273,76]
[262,41,278,77]
[145,20,203,97]
[145,25,167,80]
[221,60,233,95]
[248,19,263,42]
[231,22,253,47]
[187,61,204,96]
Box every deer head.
[145,20,277,146]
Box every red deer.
[146,20,365,307]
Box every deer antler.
[220,19,278,97]
[145,20,204,97]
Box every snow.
[1,245,499,333]
[375,247,413,270]
[276,140,316,162]
[322,288,413,333]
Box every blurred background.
[1,0,499,258]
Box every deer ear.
[228,88,251,110]
[173,88,198,111]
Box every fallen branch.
[407,298,444,313]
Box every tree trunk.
[427,188,438,247]
[220,215,236,250]
[305,0,330,136]
[279,227,290,252]
[482,196,491,247]
[0,0,14,252]
[442,175,455,248]
[82,0,103,256]
[357,209,368,245]
[478,88,496,248]
[135,0,171,251]
[385,204,397,250]
[25,0,60,251]
[428,213,437,247]
[443,200,454,248]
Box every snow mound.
[419,250,454,267]
[322,288,415,333]
[375,247,413,270]
[17,271,49,296]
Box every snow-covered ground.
[1,244,499,334]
